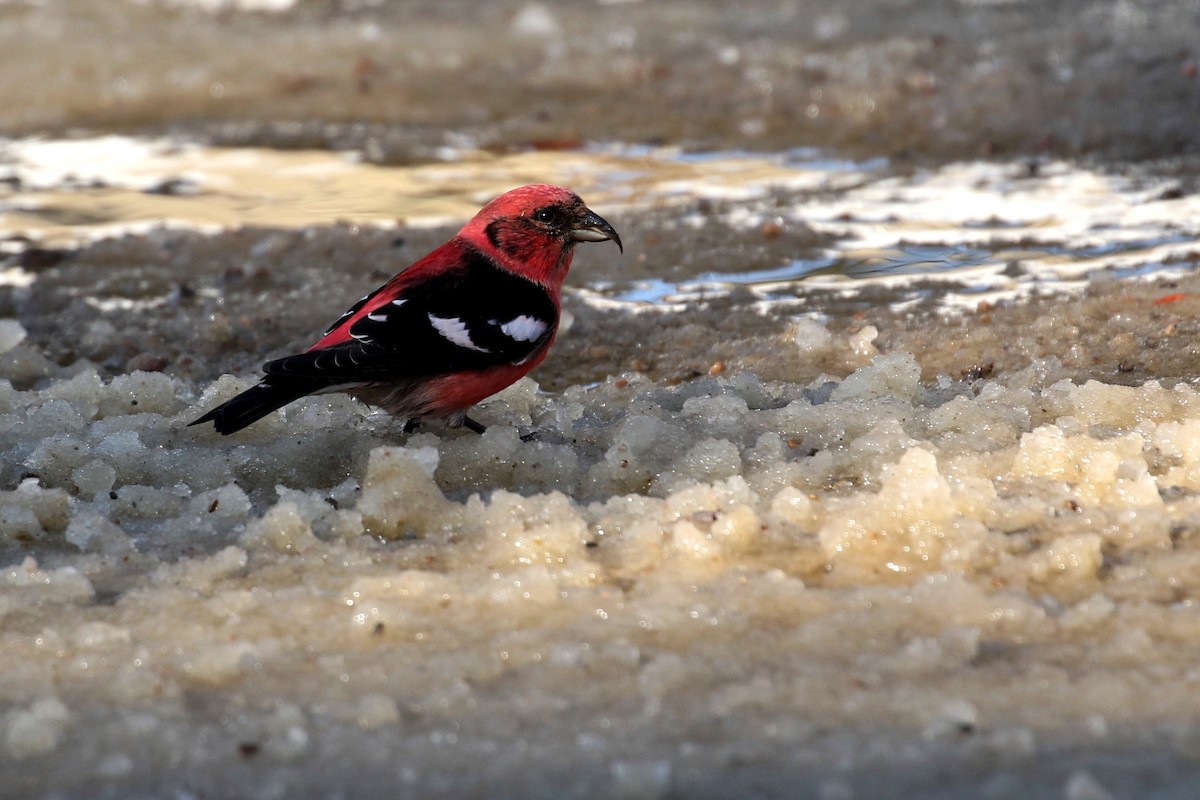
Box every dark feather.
[264,250,556,381]
[188,377,329,435]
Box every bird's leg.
[461,416,487,435]
[403,418,421,434]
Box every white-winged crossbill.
[190,184,621,435]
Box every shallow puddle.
[6,137,1200,317]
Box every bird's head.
[460,184,622,286]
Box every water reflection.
[3,137,1199,313]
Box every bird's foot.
[409,416,486,435]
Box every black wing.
[264,250,558,381]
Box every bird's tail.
[189,378,321,435]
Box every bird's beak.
[570,208,623,253]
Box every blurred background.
[3,0,1200,163]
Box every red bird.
[190,184,621,435]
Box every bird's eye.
[533,207,557,224]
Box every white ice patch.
[390,299,407,307]
[429,314,490,352]
[366,312,388,322]
[500,315,548,342]
[0,267,36,289]
[0,320,28,353]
